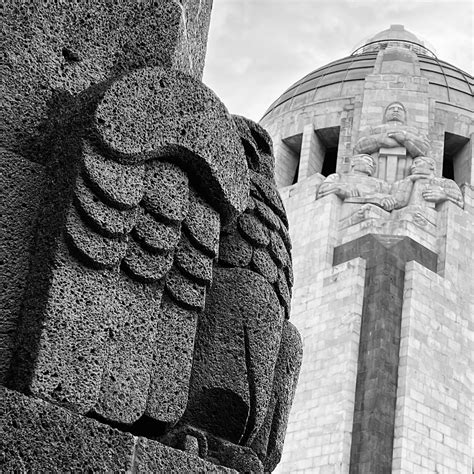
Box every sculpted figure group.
[318,153,463,211]
[317,102,464,212]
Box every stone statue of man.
[354,102,430,159]
[389,156,464,209]
[317,154,395,211]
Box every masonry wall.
[394,261,472,473]
[276,181,366,473]
[276,180,473,473]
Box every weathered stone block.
[3,0,212,162]
[1,386,234,473]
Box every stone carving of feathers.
[179,116,302,472]
[15,67,249,429]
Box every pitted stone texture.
[0,150,46,384]
[250,171,288,227]
[251,248,278,284]
[13,241,118,412]
[275,269,291,315]
[1,386,234,473]
[172,0,214,82]
[238,213,270,247]
[184,190,221,257]
[122,239,174,283]
[184,268,284,447]
[136,437,236,473]
[198,113,298,465]
[219,232,253,268]
[94,276,163,425]
[94,67,249,223]
[66,206,128,269]
[206,437,264,474]
[82,144,145,209]
[165,267,207,310]
[232,115,274,179]
[254,199,280,230]
[1,386,135,472]
[74,175,137,238]
[251,320,303,472]
[219,116,294,319]
[9,63,242,424]
[175,235,214,285]
[3,1,212,163]
[134,210,181,252]
[143,160,189,223]
[146,297,199,424]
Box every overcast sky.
[203,0,473,122]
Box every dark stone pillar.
[333,235,437,473]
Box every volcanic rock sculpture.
[1,2,301,472]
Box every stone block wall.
[275,258,365,473]
[276,165,473,472]
[394,261,472,473]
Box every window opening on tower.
[442,132,471,186]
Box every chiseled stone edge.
[1,386,235,473]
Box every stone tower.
[261,25,473,473]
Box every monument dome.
[262,25,472,126]
[260,25,473,190]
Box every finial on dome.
[351,25,434,57]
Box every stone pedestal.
[1,386,234,473]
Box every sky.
[203,0,473,122]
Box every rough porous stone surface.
[2,5,300,471]
[1,386,234,473]
[251,320,303,472]
[219,116,294,319]
[184,268,283,444]
[167,117,302,472]
[9,66,249,428]
[136,437,236,473]
[12,240,118,412]
[3,0,212,164]
[94,67,249,222]
[93,275,163,425]
[145,296,199,424]
[1,386,134,471]
[0,150,46,385]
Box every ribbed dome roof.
[261,27,473,121]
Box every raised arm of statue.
[355,129,430,158]
[422,178,464,208]
[354,135,381,155]
[317,173,358,200]
[389,177,414,209]
[387,130,430,158]
[354,132,400,155]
